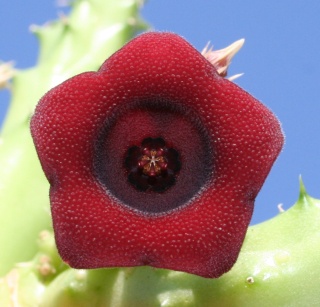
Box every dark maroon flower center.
[94,98,213,214]
[125,137,181,192]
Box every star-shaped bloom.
[31,32,284,278]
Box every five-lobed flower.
[31,32,284,278]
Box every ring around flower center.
[125,138,181,192]
[93,99,213,214]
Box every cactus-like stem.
[37,182,320,306]
[0,0,146,276]
[1,180,319,306]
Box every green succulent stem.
[1,182,320,306]
[1,1,319,306]
[0,0,146,276]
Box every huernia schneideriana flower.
[31,32,284,278]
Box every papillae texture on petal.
[31,32,284,278]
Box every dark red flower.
[31,32,284,278]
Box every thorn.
[136,0,145,8]
[201,38,245,78]
[297,174,315,209]
[37,255,56,277]
[127,17,138,26]
[246,276,255,284]
[299,174,307,196]
[0,61,15,89]
[58,11,69,25]
[228,73,244,81]
[5,269,19,307]
[29,24,39,34]
[277,203,285,213]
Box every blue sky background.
[1,1,319,224]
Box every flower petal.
[31,32,284,278]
